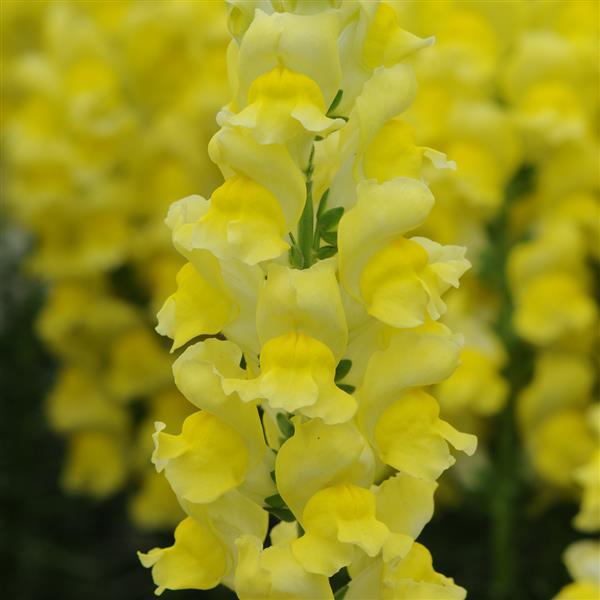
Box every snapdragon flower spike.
[144,1,473,597]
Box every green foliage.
[318,207,344,232]
[276,412,295,440]
[326,89,343,116]
[334,359,352,382]
[336,383,356,394]
[316,245,337,259]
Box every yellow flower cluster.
[389,1,524,455]
[2,1,229,528]
[384,2,600,511]
[139,2,478,597]
[504,3,599,506]
[325,3,599,594]
[497,8,599,598]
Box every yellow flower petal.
[208,126,305,231]
[235,9,342,111]
[554,582,600,600]
[172,338,245,411]
[362,2,434,69]
[356,321,463,442]
[436,348,508,417]
[235,535,333,600]
[347,543,466,600]
[152,411,249,504]
[138,517,227,595]
[156,260,235,351]
[106,327,172,400]
[165,194,211,255]
[61,431,126,499]
[563,540,600,589]
[256,260,348,360]
[46,366,127,433]
[270,521,299,547]
[513,272,597,346]
[292,484,390,576]
[359,237,430,328]
[180,488,269,558]
[358,236,469,328]
[527,410,595,489]
[363,118,425,182]
[574,450,600,532]
[375,473,437,562]
[225,332,356,424]
[374,389,477,481]
[224,66,343,161]
[276,418,374,520]
[517,352,593,432]
[338,177,434,306]
[129,469,185,531]
[349,64,417,156]
[173,339,275,502]
[191,175,288,264]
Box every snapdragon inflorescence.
[140,2,477,598]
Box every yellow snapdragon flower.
[347,543,466,600]
[142,1,475,596]
[138,517,229,594]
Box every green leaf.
[337,383,356,394]
[265,494,287,509]
[296,146,316,269]
[505,163,536,203]
[269,470,277,484]
[334,584,349,600]
[326,89,343,116]
[303,145,316,177]
[265,493,295,524]
[265,506,296,522]
[289,244,304,269]
[320,230,338,246]
[330,567,350,591]
[318,207,344,232]
[335,359,352,382]
[313,190,331,251]
[316,189,330,220]
[316,245,337,259]
[276,413,295,439]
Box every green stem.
[483,166,535,600]
[297,145,316,269]
[490,376,519,600]
[490,314,533,600]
